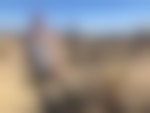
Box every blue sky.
[0,0,150,33]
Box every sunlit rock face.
[1,29,150,113]
[0,36,42,113]
[115,46,150,113]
